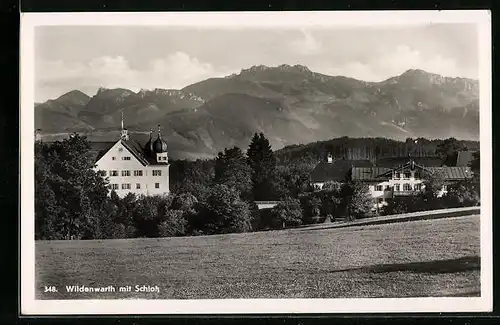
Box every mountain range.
[35,65,480,159]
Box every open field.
[35,215,480,299]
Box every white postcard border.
[20,10,493,315]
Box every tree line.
[35,133,480,240]
[274,136,479,166]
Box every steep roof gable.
[94,138,169,167]
[121,139,150,166]
[95,139,148,166]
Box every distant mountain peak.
[56,89,90,101]
[401,68,432,76]
[238,64,313,75]
[137,88,205,103]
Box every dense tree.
[300,194,322,224]
[158,210,187,237]
[274,136,477,164]
[112,192,138,237]
[171,192,198,213]
[275,158,316,199]
[444,181,480,207]
[411,171,447,210]
[99,199,128,239]
[35,134,109,240]
[269,197,303,228]
[383,198,409,215]
[435,137,468,166]
[170,159,214,202]
[421,171,446,199]
[340,181,373,220]
[196,184,252,235]
[247,133,278,201]
[214,146,252,200]
[35,141,61,240]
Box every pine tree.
[247,132,277,201]
[214,146,252,200]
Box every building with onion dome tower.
[93,112,170,198]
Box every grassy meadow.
[35,215,480,299]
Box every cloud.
[308,44,476,82]
[289,30,323,56]
[36,52,234,102]
[149,52,219,87]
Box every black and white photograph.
[20,11,492,314]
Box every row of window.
[374,184,422,191]
[111,156,168,162]
[393,172,421,179]
[109,183,161,190]
[99,170,162,177]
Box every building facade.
[94,122,170,198]
[311,154,473,205]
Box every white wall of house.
[367,170,449,199]
[94,140,170,198]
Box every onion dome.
[152,124,168,153]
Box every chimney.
[327,153,333,163]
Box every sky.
[34,24,479,102]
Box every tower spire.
[120,110,129,140]
[157,123,161,138]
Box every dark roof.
[92,139,169,166]
[456,151,475,167]
[310,159,373,182]
[351,167,392,181]
[351,165,472,182]
[121,140,150,166]
[375,156,443,168]
[426,167,473,180]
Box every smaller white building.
[311,154,473,210]
[94,123,170,198]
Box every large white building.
[94,120,170,198]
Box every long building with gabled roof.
[311,153,473,205]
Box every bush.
[269,197,303,228]
[300,194,322,224]
[443,181,480,208]
[383,198,410,215]
[158,210,187,237]
[194,184,252,235]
